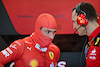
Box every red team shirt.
[86,26,100,67]
[0,35,60,67]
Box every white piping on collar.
[35,43,47,52]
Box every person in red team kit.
[0,13,60,67]
[72,2,100,67]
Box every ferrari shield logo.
[49,51,54,60]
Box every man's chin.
[78,33,85,36]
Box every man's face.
[72,9,86,36]
[41,27,56,39]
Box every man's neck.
[86,21,99,36]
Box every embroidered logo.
[29,59,38,67]
[89,48,96,60]
[94,37,100,47]
[27,47,32,51]
[50,62,54,67]
[10,44,17,49]
[49,51,54,60]
[1,47,13,57]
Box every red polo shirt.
[86,26,100,67]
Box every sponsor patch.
[89,48,96,60]
[29,59,38,67]
[94,37,100,47]
[49,51,54,60]
[1,47,13,57]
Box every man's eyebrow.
[46,30,56,32]
[46,30,52,32]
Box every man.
[72,2,100,67]
[0,13,60,67]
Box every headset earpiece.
[77,14,88,27]
[76,2,88,27]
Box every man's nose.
[49,33,55,39]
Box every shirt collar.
[35,43,47,52]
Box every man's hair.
[73,2,97,22]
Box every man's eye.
[53,31,56,34]
[46,31,49,34]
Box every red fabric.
[86,26,100,67]
[34,13,57,47]
[0,36,60,67]
[0,63,4,67]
